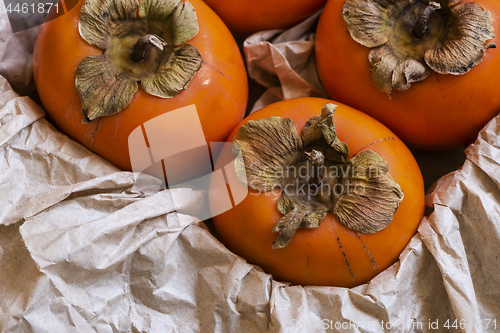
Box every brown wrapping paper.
[243,11,327,114]
[1,4,499,333]
[0,0,38,96]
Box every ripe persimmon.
[316,0,500,150]
[33,0,248,182]
[202,0,327,35]
[210,98,425,287]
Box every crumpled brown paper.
[243,11,327,113]
[0,0,39,96]
[1,4,500,333]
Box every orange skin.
[202,0,327,35]
[33,0,248,180]
[210,98,425,287]
[315,0,500,150]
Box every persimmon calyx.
[232,104,404,250]
[76,0,203,122]
[342,0,496,97]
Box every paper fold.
[1,5,499,332]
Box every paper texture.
[1,5,500,333]
[244,11,327,113]
[0,0,39,96]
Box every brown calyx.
[342,0,496,96]
[232,104,404,249]
[76,0,203,122]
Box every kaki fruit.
[33,0,248,182]
[201,0,327,35]
[210,98,425,287]
[315,0,500,150]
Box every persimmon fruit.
[202,0,327,35]
[33,0,248,182]
[315,0,500,150]
[210,98,425,287]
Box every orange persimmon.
[202,0,327,35]
[315,0,500,150]
[210,98,425,287]
[33,0,248,181]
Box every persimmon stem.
[131,34,167,62]
[414,1,441,38]
[305,150,325,186]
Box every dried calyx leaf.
[342,0,496,96]
[233,104,404,249]
[425,2,496,74]
[76,0,203,122]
